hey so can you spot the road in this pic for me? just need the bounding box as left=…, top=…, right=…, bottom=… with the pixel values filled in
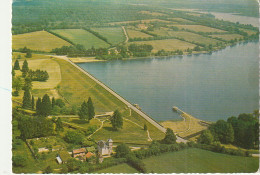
left=52, top=55, right=187, bottom=143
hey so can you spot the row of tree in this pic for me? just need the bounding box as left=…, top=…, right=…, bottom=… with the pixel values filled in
left=198, top=111, right=259, bottom=149
left=78, top=97, right=95, bottom=121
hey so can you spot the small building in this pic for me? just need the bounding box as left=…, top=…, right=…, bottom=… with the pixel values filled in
left=56, top=150, right=71, bottom=164
left=86, top=152, right=95, bottom=161
left=73, top=148, right=86, bottom=161
left=97, top=139, right=113, bottom=156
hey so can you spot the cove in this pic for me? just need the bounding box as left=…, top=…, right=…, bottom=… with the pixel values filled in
left=77, top=41, right=258, bottom=122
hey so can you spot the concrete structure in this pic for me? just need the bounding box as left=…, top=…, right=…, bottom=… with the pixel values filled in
left=97, top=139, right=113, bottom=156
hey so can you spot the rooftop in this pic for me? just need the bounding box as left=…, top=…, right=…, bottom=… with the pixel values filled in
left=73, top=148, right=86, bottom=154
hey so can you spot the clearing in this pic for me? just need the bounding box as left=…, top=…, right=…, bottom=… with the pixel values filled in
left=129, top=39, right=196, bottom=52
left=12, top=31, right=71, bottom=52
left=171, top=25, right=226, bottom=33
left=143, top=148, right=259, bottom=173
left=126, top=29, right=153, bottom=39
left=51, top=29, right=110, bottom=49
left=91, top=27, right=125, bottom=45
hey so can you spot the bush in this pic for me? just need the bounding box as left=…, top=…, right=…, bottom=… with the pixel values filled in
left=64, top=131, right=84, bottom=144
left=12, top=155, right=27, bottom=167
left=126, top=153, right=146, bottom=173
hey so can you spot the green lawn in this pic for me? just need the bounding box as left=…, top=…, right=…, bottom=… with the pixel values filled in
left=143, top=148, right=259, bottom=173
left=51, top=29, right=110, bottom=49
left=94, top=163, right=138, bottom=173
left=91, top=27, right=125, bottom=45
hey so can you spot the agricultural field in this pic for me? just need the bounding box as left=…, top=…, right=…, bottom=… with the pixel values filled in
left=109, top=19, right=172, bottom=25
left=126, top=29, right=153, bottom=39
left=169, top=17, right=193, bottom=23
left=210, top=34, right=243, bottom=41
left=138, top=11, right=167, bottom=16
left=91, top=27, right=125, bottom=45
left=94, top=163, right=139, bottom=173
left=171, top=25, right=227, bottom=33
left=129, top=39, right=196, bottom=53
left=12, top=31, right=71, bottom=52
left=239, top=28, right=258, bottom=35
left=167, top=31, right=221, bottom=45
left=51, top=29, right=110, bottom=49
left=143, top=148, right=259, bottom=173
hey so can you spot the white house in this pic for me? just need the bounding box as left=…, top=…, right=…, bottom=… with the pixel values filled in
left=97, top=139, right=113, bottom=156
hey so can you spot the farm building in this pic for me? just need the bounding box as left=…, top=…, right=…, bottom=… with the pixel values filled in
left=73, top=148, right=87, bottom=161
left=56, top=150, right=71, bottom=164
left=97, top=139, right=113, bottom=156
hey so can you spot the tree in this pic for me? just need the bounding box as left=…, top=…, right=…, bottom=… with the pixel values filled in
left=198, top=130, right=214, bottom=145
left=110, top=109, right=123, bottom=130
left=55, top=117, right=64, bottom=132
left=51, top=97, right=55, bottom=108
left=115, top=143, right=130, bottom=158
left=87, top=97, right=95, bottom=120
left=144, top=124, right=147, bottom=131
left=23, top=77, right=32, bottom=91
left=31, top=95, right=35, bottom=110
left=12, top=76, right=22, bottom=96
left=14, top=60, right=20, bottom=70
left=41, top=94, right=52, bottom=117
left=44, top=165, right=52, bottom=174
left=209, top=120, right=234, bottom=144
left=161, top=128, right=176, bottom=144
left=55, top=99, right=65, bottom=108
left=78, top=101, right=88, bottom=120
left=21, top=59, right=29, bottom=77
left=64, top=131, right=84, bottom=144
left=36, top=97, right=42, bottom=115
left=22, top=89, right=31, bottom=109
left=25, top=49, right=32, bottom=58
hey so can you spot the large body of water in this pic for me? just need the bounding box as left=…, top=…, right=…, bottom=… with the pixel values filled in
left=78, top=41, right=259, bottom=122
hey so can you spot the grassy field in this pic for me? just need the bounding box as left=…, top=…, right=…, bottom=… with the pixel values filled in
left=129, top=39, right=196, bottom=52
left=210, top=34, right=243, bottom=41
left=12, top=31, right=71, bottom=52
left=94, top=163, right=138, bottom=173
left=51, top=29, right=110, bottom=49
left=172, top=25, right=226, bottom=33
left=138, top=11, right=167, bottom=16
left=109, top=19, right=171, bottom=25
left=169, top=17, right=193, bottom=23
left=240, top=28, right=257, bottom=35
left=143, top=148, right=259, bottom=173
left=127, top=29, right=153, bottom=39
left=151, top=29, right=221, bottom=45
left=91, top=27, right=125, bottom=45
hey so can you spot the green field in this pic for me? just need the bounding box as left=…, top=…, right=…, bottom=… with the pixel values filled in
left=129, top=39, right=196, bottom=52
left=91, top=27, right=125, bottom=45
left=210, top=34, right=243, bottom=41
left=12, top=31, right=71, bottom=52
left=172, top=25, right=226, bottom=33
left=51, top=29, right=110, bottom=49
left=127, top=29, right=153, bottom=39
left=143, top=148, right=259, bottom=173
left=94, top=163, right=138, bottom=173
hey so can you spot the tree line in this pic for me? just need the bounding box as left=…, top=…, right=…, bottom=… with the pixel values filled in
left=198, top=111, right=259, bottom=149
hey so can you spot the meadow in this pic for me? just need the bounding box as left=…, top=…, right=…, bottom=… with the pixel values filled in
left=126, top=29, right=153, bottom=39
left=91, top=27, right=125, bottom=45
left=12, top=31, right=71, bottom=52
left=51, top=29, right=110, bottom=49
left=210, top=34, right=243, bottom=41
left=172, top=25, right=227, bottom=33
left=129, top=39, right=196, bottom=52
left=143, top=148, right=259, bottom=173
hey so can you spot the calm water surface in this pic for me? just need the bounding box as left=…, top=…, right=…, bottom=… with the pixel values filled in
left=78, top=41, right=258, bottom=122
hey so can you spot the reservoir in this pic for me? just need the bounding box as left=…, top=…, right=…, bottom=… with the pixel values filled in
left=77, top=41, right=258, bottom=122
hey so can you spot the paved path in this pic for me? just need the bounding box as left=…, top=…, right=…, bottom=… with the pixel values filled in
left=87, top=118, right=107, bottom=138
